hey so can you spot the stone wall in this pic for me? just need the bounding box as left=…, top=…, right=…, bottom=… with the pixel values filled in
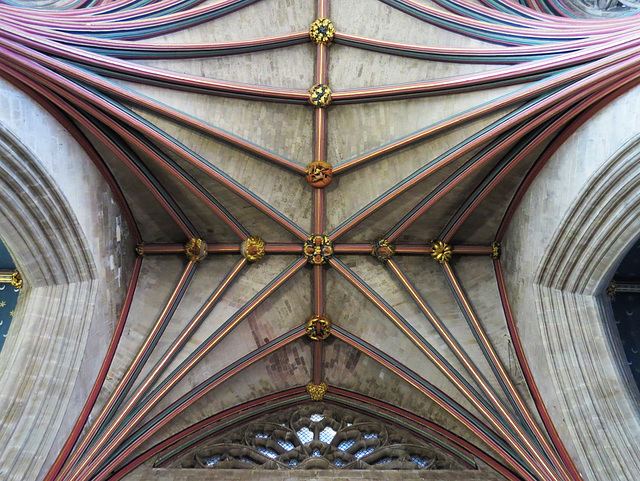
left=0, top=78, right=135, bottom=481
left=502, top=88, right=640, bottom=480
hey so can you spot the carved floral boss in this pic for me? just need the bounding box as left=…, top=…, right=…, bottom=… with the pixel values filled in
left=306, top=315, right=331, bottom=341
left=305, top=160, right=333, bottom=188
left=304, top=235, right=333, bottom=265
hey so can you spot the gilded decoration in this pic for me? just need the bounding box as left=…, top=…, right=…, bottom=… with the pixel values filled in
left=306, top=315, right=331, bottom=340
left=304, top=235, right=333, bottom=265
left=242, top=236, right=266, bottom=262
left=0, top=269, right=22, bottom=289
left=185, top=238, right=208, bottom=262
left=371, top=238, right=395, bottom=263
left=306, top=381, right=328, bottom=401
left=309, top=83, right=332, bottom=108
left=431, top=240, right=452, bottom=264
left=135, top=242, right=145, bottom=257
left=11, top=270, right=22, bottom=290
left=309, top=18, right=335, bottom=45
left=305, top=160, right=333, bottom=188
left=491, top=241, right=501, bottom=260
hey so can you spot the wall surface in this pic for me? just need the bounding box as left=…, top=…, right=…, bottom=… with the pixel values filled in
left=0, top=78, right=135, bottom=481
left=502, top=88, right=640, bottom=480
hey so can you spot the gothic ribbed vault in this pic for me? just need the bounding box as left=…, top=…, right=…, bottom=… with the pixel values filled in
left=0, top=1, right=639, bottom=480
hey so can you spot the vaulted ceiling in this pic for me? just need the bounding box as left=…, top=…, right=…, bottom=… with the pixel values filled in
left=1, top=0, right=639, bottom=480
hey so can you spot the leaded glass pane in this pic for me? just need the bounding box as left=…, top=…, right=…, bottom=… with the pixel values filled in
left=183, top=404, right=466, bottom=471
left=297, top=427, right=313, bottom=444
left=337, top=439, right=355, bottom=451
left=278, top=439, right=295, bottom=451
left=319, top=426, right=336, bottom=443
left=355, top=447, right=375, bottom=459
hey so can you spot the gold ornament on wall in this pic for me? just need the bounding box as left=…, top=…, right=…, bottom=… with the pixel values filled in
left=371, top=238, right=395, bottom=263
left=241, top=236, right=266, bottom=263
left=304, top=235, right=333, bottom=265
left=0, top=269, right=22, bottom=289
left=11, top=270, right=22, bottom=289
left=306, top=315, right=331, bottom=341
left=309, top=18, right=335, bottom=45
left=135, top=242, right=145, bottom=257
left=431, top=240, right=453, bottom=264
left=184, top=238, right=208, bottom=262
left=305, top=160, right=333, bottom=188
left=309, top=83, right=332, bottom=108
left=306, top=381, right=328, bottom=401
left=491, top=241, right=501, bottom=260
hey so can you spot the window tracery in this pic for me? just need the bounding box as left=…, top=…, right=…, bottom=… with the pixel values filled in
left=177, top=404, right=466, bottom=470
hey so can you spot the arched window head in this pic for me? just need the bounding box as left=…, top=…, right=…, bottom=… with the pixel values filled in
left=173, top=404, right=469, bottom=470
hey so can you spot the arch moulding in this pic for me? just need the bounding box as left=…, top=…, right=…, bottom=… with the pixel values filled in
left=0, top=78, right=134, bottom=481
left=503, top=123, right=640, bottom=480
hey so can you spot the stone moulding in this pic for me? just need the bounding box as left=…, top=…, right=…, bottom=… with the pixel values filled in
left=505, top=133, right=640, bottom=481
left=0, top=103, right=131, bottom=481
left=175, top=403, right=466, bottom=471
left=0, top=125, right=96, bottom=481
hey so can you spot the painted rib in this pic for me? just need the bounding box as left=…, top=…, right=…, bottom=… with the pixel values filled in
left=79, top=257, right=249, bottom=469
left=91, top=326, right=308, bottom=481
left=494, top=260, right=582, bottom=481
left=387, top=258, right=520, bottom=420
left=0, top=39, right=306, bottom=240
left=0, top=63, right=145, bottom=242
left=63, top=258, right=306, bottom=481
left=332, top=325, right=538, bottom=481
left=1, top=0, right=261, bottom=40
left=328, top=257, right=556, bottom=480
left=330, top=49, right=640, bottom=241
left=0, top=48, right=255, bottom=240
left=0, top=23, right=307, bottom=172
left=58, top=261, right=198, bottom=481
left=443, top=64, right=640, bottom=243
left=43, top=257, right=142, bottom=481
left=442, top=262, right=572, bottom=481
